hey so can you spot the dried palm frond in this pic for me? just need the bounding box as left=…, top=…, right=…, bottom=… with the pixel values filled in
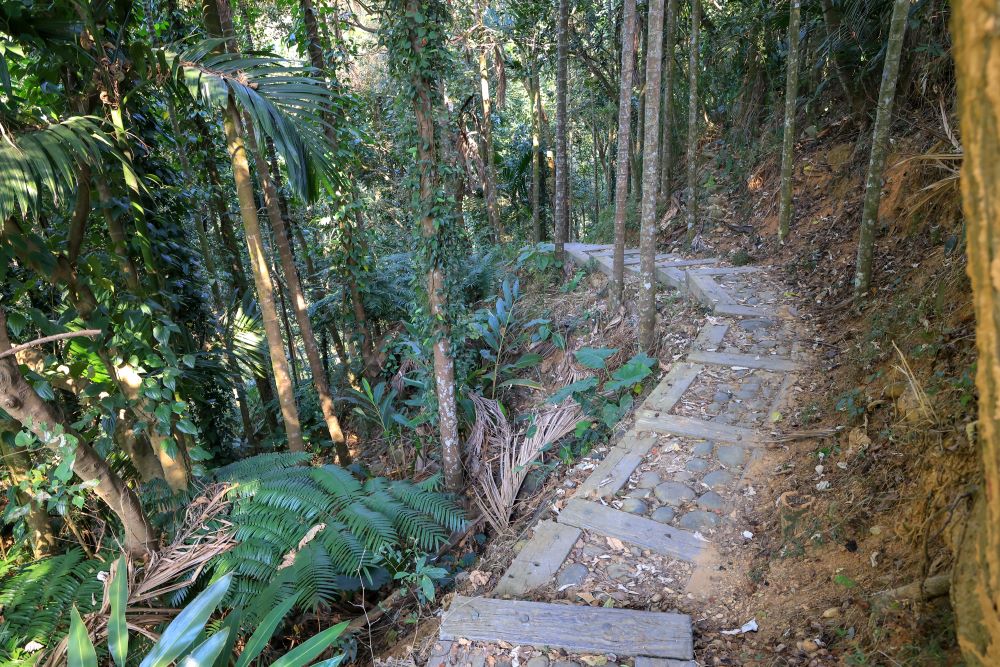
left=467, top=394, right=581, bottom=533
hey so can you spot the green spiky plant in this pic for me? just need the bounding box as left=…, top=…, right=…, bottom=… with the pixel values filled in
left=65, top=557, right=346, bottom=667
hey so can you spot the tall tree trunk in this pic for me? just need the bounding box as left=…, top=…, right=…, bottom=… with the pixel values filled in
left=299, top=0, right=379, bottom=380
left=0, top=311, right=156, bottom=556
left=246, top=124, right=352, bottom=464
left=405, top=0, right=462, bottom=492
left=638, top=0, right=665, bottom=352
left=206, top=0, right=305, bottom=452
left=94, top=176, right=141, bottom=293
left=950, top=1, right=1000, bottom=662
left=529, top=70, right=543, bottom=243
left=632, top=16, right=646, bottom=201
left=776, top=0, right=802, bottom=243
left=478, top=47, right=503, bottom=241
left=554, top=0, right=570, bottom=265
left=610, top=0, right=638, bottom=312
left=658, top=0, right=679, bottom=199
left=683, top=0, right=701, bottom=245
left=852, top=0, right=910, bottom=301
left=592, top=112, right=600, bottom=227
left=818, top=0, right=863, bottom=119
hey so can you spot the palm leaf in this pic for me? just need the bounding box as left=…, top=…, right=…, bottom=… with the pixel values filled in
left=0, top=117, right=125, bottom=221
left=163, top=41, right=337, bottom=201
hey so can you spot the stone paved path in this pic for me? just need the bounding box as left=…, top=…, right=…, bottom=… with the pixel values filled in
left=428, top=244, right=803, bottom=667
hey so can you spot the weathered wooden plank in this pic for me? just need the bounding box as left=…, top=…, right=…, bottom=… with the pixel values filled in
left=655, top=257, right=719, bottom=268
left=494, top=521, right=582, bottom=597
left=635, top=657, right=698, bottom=667
left=687, top=350, right=801, bottom=372
left=635, top=412, right=761, bottom=445
left=692, top=323, right=730, bottom=350
left=576, top=431, right=658, bottom=500
left=645, top=363, right=703, bottom=413
left=685, top=272, right=735, bottom=309
left=441, top=596, right=693, bottom=659
left=557, top=499, right=705, bottom=562
left=688, top=265, right=762, bottom=276
left=713, top=302, right=776, bottom=318
left=623, top=253, right=681, bottom=266
left=655, top=265, right=687, bottom=289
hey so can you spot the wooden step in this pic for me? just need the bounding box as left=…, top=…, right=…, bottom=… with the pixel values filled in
left=441, top=596, right=693, bottom=660
left=635, top=657, right=698, bottom=667
left=494, top=521, right=581, bottom=597
left=576, top=431, right=657, bottom=500
left=557, top=498, right=705, bottom=562
left=685, top=272, right=735, bottom=309
left=687, top=350, right=801, bottom=372
left=635, top=412, right=761, bottom=445
left=714, top=302, right=776, bottom=318
left=644, top=362, right=703, bottom=412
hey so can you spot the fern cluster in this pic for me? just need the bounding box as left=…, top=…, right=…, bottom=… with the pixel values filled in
left=0, top=454, right=464, bottom=661
left=0, top=549, right=107, bottom=663
left=212, top=455, right=464, bottom=610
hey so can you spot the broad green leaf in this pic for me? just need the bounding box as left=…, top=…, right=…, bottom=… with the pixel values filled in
left=68, top=606, right=97, bottom=667
left=421, top=575, right=435, bottom=601
left=269, top=621, right=348, bottom=667
left=109, top=556, right=129, bottom=667
left=574, top=347, right=618, bottom=370
left=235, top=596, right=297, bottom=667
left=546, top=377, right=598, bottom=404
left=179, top=630, right=229, bottom=667
left=497, top=378, right=543, bottom=390
left=139, top=573, right=232, bottom=667
left=176, top=418, right=199, bottom=435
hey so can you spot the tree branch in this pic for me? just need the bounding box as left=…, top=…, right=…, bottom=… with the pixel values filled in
left=0, top=330, right=102, bottom=359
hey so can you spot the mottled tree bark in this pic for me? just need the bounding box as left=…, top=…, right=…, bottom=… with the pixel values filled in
left=852, top=0, right=910, bottom=300
left=658, top=0, right=679, bottom=199
left=776, top=0, right=802, bottom=243
left=637, top=0, right=665, bottom=352
left=478, top=47, right=503, bottom=241
left=529, top=70, right=543, bottom=243
left=405, top=0, right=462, bottom=492
left=951, top=1, right=1000, bottom=662
left=684, top=0, right=701, bottom=245
left=610, top=0, right=638, bottom=312
left=554, top=0, right=570, bottom=265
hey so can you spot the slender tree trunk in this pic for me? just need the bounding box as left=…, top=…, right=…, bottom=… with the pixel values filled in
left=529, top=70, right=543, bottom=243
left=684, top=0, right=701, bottom=245
left=554, top=0, right=570, bottom=265
left=592, top=113, right=600, bottom=227
left=658, top=0, right=679, bottom=199
left=610, top=0, right=638, bottom=312
left=219, top=101, right=306, bottom=451
left=298, top=0, right=379, bottom=380
left=852, top=0, right=910, bottom=301
left=776, top=0, right=802, bottom=243
left=206, top=0, right=305, bottom=451
left=405, top=0, right=462, bottom=492
left=950, top=2, right=1000, bottom=662
left=94, top=176, right=141, bottom=293
left=478, top=48, right=503, bottom=241
left=246, top=125, right=352, bottom=464
left=633, top=17, right=647, bottom=200
left=638, top=0, right=665, bottom=351
left=818, top=0, right=863, bottom=119
left=0, top=311, right=156, bottom=555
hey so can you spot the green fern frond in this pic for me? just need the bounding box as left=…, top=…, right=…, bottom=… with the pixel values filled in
left=213, top=451, right=311, bottom=482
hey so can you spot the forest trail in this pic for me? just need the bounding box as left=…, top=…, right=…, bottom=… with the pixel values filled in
left=427, top=245, right=805, bottom=667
